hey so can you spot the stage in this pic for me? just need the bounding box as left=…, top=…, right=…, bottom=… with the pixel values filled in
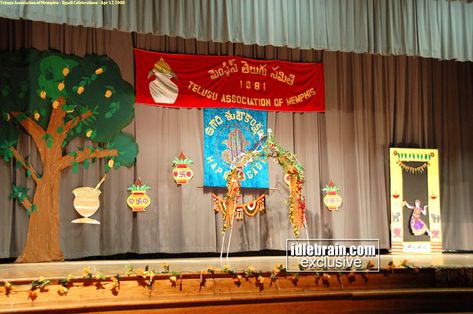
left=1, top=254, right=473, bottom=313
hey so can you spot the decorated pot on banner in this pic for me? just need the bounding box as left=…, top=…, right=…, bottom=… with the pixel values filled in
left=127, top=178, right=151, bottom=212
left=172, top=152, right=194, bottom=185
left=322, top=180, right=342, bottom=211
left=71, top=175, right=107, bottom=224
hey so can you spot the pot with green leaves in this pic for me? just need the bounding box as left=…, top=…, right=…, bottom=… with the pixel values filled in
left=322, top=180, right=342, bottom=211
left=172, top=152, right=194, bottom=185
left=127, top=178, right=151, bottom=212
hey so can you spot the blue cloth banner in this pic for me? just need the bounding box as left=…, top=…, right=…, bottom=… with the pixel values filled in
left=203, top=108, right=268, bottom=188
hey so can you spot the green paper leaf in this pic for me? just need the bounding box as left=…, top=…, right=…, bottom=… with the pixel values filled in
left=9, top=184, right=29, bottom=203
left=16, top=113, right=27, bottom=122
left=27, top=203, right=38, bottom=216
left=42, top=134, right=53, bottom=148
left=71, top=161, right=79, bottom=173
left=107, top=133, right=138, bottom=168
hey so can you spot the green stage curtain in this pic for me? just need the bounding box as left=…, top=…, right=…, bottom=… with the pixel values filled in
left=0, top=0, right=472, bottom=61
left=0, top=18, right=472, bottom=259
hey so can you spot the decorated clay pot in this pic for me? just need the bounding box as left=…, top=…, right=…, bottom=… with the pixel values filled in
left=322, top=180, right=342, bottom=211
left=127, top=191, right=151, bottom=212
left=72, top=187, right=101, bottom=224
left=172, top=164, right=194, bottom=184
left=323, top=191, right=342, bottom=211
left=127, top=178, right=152, bottom=212
left=71, top=175, right=106, bottom=224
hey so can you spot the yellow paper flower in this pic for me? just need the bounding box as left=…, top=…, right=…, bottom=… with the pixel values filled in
left=104, top=90, right=113, bottom=98
left=82, top=267, right=91, bottom=278
left=257, top=275, right=264, bottom=284
left=40, top=90, right=47, bottom=99
left=161, top=263, right=170, bottom=272
left=86, top=130, right=93, bottom=138
left=63, top=67, right=70, bottom=77
left=58, top=285, right=68, bottom=295
left=34, top=112, right=40, bottom=121
left=111, top=276, right=120, bottom=289
left=52, top=100, right=60, bottom=109
left=95, top=68, right=104, bottom=75
left=273, top=264, right=282, bottom=274
left=108, top=159, right=115, bottom=168
left=77, top=86, right=85, bottom=94
left=58, top=81, right=65, bottom=91
left=367, top=260, right=375, bottom=269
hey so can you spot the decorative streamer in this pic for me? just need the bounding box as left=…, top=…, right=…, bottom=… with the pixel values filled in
left=212, top=194, right=265, bottom=220
left=396, top=160, right=430, bottom=174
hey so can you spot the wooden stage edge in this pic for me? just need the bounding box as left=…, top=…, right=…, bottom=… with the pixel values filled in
left=1, top=254, right=473, bottom=313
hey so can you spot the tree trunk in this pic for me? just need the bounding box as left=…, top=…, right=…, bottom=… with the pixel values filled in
left=16, top=167, right=64, bottom=263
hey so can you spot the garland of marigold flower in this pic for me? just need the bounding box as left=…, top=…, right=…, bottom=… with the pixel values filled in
left=221, top=132, right=306, bottom=238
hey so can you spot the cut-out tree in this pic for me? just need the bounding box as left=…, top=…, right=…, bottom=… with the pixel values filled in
left=0, top=49, right=138, bottom=263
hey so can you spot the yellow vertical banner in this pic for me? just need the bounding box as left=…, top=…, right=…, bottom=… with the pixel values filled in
left=389, top=148, right=442, bottom=254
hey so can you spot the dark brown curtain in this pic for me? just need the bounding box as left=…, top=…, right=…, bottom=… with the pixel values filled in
left=1, top=18, right=472, bottom=259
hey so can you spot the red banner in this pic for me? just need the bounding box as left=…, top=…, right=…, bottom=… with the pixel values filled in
left=134, top=49, right=325, bottom=112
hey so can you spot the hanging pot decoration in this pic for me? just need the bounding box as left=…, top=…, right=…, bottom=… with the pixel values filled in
left=71, top=175, right=107, bottom=224
left=322, top=180, right=342, bottom=211
left=127, top=178, right=152, bottom=212
left=172, top=153, right=194, bottom=185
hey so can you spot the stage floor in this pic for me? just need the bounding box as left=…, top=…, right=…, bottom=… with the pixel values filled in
left=1, top=253, right=473, bottom=313
left=1, top=253, right=472, bottom=281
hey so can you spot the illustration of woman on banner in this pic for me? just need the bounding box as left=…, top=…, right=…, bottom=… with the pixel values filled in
left=403, top=200, right=431, bottom=236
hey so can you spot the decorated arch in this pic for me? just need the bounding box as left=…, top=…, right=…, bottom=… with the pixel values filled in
left=213, top=130, right=307, bottom=247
